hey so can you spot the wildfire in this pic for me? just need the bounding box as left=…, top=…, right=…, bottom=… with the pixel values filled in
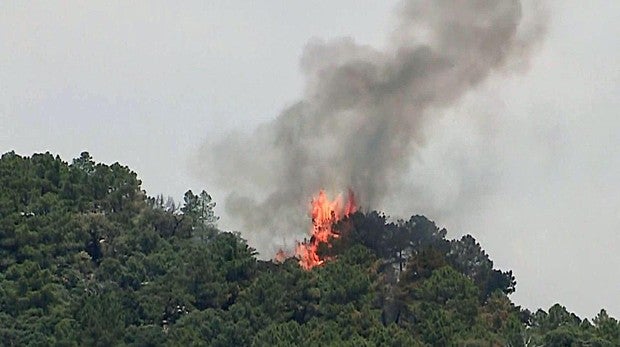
left=294, top=189, right=357, bottom=270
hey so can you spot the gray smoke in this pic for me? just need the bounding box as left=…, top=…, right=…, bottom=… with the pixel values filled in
left=195, top=0, right=546, bottom=255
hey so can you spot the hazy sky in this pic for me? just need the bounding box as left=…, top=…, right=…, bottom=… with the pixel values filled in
left=1, top=1, right=618, bottom=319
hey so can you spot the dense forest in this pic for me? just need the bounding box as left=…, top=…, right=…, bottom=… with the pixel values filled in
left=0, top=151, right=617, bottom=346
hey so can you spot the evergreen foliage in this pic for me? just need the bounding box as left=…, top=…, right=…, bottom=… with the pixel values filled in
left=0, top=152, right=617, bottom=346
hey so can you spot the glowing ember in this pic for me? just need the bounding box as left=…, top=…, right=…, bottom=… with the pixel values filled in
left=274, top=249, right=287, bottom=263
left=295, top=189, right=357, bottom=270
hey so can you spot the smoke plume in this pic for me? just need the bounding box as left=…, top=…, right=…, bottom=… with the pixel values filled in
left=195, top=0, right=546, bottom=255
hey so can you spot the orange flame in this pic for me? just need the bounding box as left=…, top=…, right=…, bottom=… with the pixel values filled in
left=274, top=249, right=287, bottom=263
left=295, top=189, right=357, bottom=270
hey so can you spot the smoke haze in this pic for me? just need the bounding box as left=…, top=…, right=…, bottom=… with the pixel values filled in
left=195, top=0, right=547, bottom=254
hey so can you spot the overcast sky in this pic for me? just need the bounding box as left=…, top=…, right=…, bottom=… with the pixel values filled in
left=1, top=1, right=618, bottom=319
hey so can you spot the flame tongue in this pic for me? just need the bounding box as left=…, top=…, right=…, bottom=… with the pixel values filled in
left=296, top=190, right=357, bottom=270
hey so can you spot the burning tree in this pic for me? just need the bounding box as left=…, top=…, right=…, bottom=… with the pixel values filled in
left=293, top=190, right=357, bottom=270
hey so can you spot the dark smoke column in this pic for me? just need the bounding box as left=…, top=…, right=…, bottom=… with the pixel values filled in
left=195, top=0, right=546, bottom=255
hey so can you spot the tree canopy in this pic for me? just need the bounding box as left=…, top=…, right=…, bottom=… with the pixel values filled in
left=0, top=151, right=617, bottom=346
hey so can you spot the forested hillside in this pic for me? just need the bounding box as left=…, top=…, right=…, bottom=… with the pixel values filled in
left=0, top=152, right=617, bottom=346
